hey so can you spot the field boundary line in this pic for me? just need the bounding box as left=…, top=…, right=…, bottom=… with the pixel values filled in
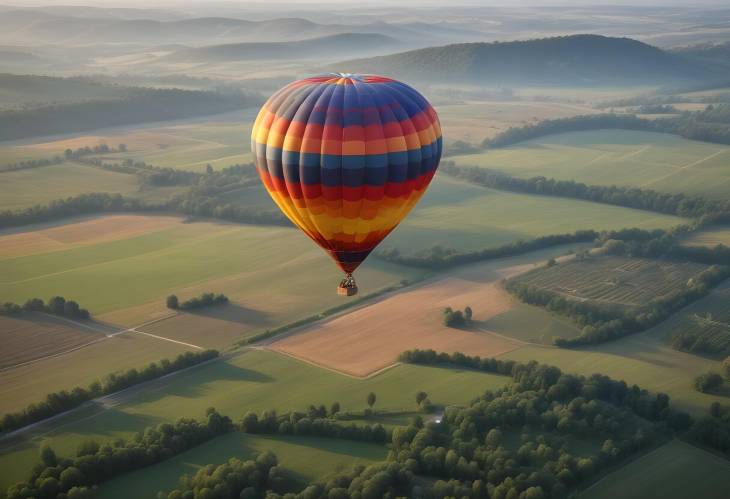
left=107, top=312, right=179, bottom=337
left=260, top=346, right=401, bottom=380
left=616, top=144, right=651, bottom=161
left=128, top=329, right=203, bottom=350
left=641, top=149, right=727, bottom=187
left=0, top=312, right=188, bottom=372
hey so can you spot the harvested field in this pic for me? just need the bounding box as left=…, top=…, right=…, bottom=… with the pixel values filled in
left=0, top=313, right=105, bottom=369
left=0, top=214, right=182, bottom=258
left=509, top=256, right=709, bottom=307
left=137, top=306, right=258, bottom=350
left=269, top=247, right=582, bottom=377
left=0, top=330, right=195, bottom=414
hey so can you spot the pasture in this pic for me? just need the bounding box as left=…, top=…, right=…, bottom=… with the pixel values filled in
left=98, top=434, right=387, bottom=498
left=450, top=129, right=730, bottom=200
left=435, top=99, right=598, bottom=144
left=682, top=225, right=730, bottom=247
left=0, top=216, right=424, bottom=325
left=0, top=349, right=509, bottom=488
left=0, top=162, right=141, bottom=211
left=384, top=175, right=686, bottom=253
left=270, top=245, right=587, bottom=376
left=579, top=439, right=730, bottom=499
left=508, top=256, right=709, bottom=307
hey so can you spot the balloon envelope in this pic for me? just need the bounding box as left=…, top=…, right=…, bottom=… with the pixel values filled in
left=251, top=73, right=442, bottom=274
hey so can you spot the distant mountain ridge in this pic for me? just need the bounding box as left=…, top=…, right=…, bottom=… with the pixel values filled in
left=0, top=10, right=479, bottom=47
left=167, top=33, right=403, bottom=62
left=332, top=35, right=728, bottom=85
left=672, top=42, right=730, bottom=70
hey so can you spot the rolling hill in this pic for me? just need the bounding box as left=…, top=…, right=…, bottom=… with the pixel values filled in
left=332, top=34, right=728, bottom=85
left=167, top=33, right=403, bottom=63
left=0, top=10, right=479, bottom=47
left=672, top=42, right=730, bottom=70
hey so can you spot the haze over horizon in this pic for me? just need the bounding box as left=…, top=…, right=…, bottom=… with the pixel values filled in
left=1, top=2, right=730, bottom=499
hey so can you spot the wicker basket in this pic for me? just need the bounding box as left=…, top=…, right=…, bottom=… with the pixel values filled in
left=337, top=285, right=358, bottom=296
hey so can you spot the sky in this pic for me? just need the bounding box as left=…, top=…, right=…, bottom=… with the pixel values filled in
left=3, top=0, right=729, bottom=6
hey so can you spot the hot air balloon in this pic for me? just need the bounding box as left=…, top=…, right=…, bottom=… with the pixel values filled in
left=251, top=73, right=442, bottom=296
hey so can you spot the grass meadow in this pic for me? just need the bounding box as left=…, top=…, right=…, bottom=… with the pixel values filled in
left=98, top=434, right=388, bottom=498
left=0, top=349, right=509, bottom=488
left=0, top=162, right=140, bottom=211
left=384, top=175, right=686, bottom=253
left=450, top=129, right=730, bottom=200
left=579, top=439, right=730, bottom=499
left=682, top=225, right=730, bottom=247
left=0, top=218, right=426, bottom=324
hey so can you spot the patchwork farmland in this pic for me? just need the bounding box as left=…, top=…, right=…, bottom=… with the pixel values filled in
left=508, top=256, right=710, bottom=307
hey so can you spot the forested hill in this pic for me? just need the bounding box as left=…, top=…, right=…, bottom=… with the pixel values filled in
left=333, top=35, right=728, bottom=85
left=167, top=33, right=403, bottom=63
left=0, top=86, right=261, bottom=142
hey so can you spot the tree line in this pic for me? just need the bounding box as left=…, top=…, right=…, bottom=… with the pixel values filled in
left=0, top=191, right=288, bottom=230
left=1, top=296, right=90, bottom=320
left=4, top=407, right=234, bottom=499
left=377, top=230, right=598, bottom=270
left=0, top=88, right=260, bottom=142
left=5, top=404, right=392, bottom=499
left=0, top=350, right=218, bottom=434
left=481, top=113, right=730, bottom=148
left=439, top=162, right=730, bottom=223
left=166, top=292, right=229, bottom=311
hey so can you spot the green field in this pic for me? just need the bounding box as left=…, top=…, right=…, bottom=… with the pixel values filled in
left=99, top=433, right=387, bottom=498
left=0, top=349, right=509, bottom=488
left=579, top=439, right=730, bottom=499
left=0, top=219, right=425, bottom=323
left=482, top=299, right=584, bottom=344
left=14, top=111, right=255, bottom=172
left=450, top=129, right=730, bottom=200
left=0, top=162, right=142, bottom=211
left=384, top=175, right=686, bottom=253
left=509, top=256, right=709, bottom=308
left=682, top=225, right=730, bottom=247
